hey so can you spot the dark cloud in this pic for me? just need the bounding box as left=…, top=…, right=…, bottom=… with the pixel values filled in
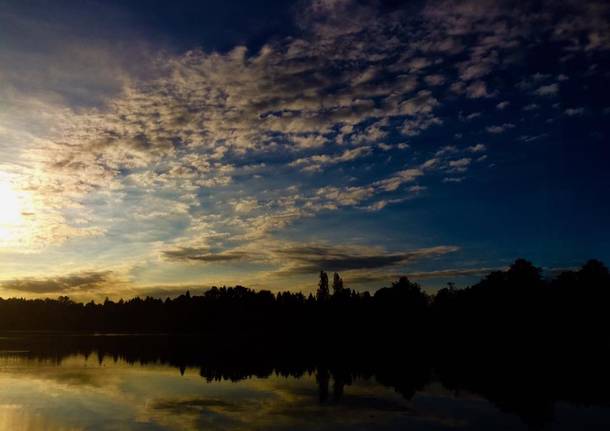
left=162, top=247, right=256, bottom=263
left=158, top=242, right=459, bottom=280
left=1, top=271, right=114, bottom=294
left=274, top=244, right=459, bottom=274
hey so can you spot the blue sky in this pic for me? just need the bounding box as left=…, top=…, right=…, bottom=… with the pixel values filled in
left=0, top=0, right=608, bottom=299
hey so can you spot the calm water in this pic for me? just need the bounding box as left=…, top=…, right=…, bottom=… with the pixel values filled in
left=0, top=334, right=609, bottom=430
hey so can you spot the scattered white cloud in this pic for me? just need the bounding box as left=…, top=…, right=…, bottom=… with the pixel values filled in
left=534, top=83, right=559, bottom=96
left=565, top=107, right=584, bottom=116
left=486, top=123, right=515, bottom=134
left=448, top=158, right=471, bottom=173
left=465, top=80, right=491, bottom=98
left=467, top=144, right=486, bottom=153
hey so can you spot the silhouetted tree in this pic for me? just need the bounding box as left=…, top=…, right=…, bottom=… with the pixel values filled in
left=316, top=271, right=330, bottom=301
left=507, top=258, right=543, bottom=288
left=579, top=259, right=610, bottom=288
left=375, top=276, right=428, bottom=309
left=332, top=272, right=344, bottom=295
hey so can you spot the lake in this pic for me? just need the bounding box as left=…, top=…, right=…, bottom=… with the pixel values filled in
left=0, top=333, right=609, bottom=430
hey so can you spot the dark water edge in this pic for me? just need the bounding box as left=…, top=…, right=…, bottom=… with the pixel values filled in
left=1, top=332, right=610, bottom=430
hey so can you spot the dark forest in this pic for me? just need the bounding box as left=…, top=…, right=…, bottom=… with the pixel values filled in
left=1, top=258, right=608, bottom=341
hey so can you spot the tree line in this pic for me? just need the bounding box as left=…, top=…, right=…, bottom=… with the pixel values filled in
left=0, top=258, right=608, bottom=341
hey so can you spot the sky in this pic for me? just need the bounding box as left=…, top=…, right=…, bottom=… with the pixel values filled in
left=0, top=0, right=608, bottom=300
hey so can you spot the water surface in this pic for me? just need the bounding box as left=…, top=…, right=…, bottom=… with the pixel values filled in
left=0, top=333, right=608, bottom=430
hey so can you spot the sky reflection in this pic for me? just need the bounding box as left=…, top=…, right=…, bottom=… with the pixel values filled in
left=0, top=353, right=478, bottom=430
left=0, top=352, right=608, bottom=430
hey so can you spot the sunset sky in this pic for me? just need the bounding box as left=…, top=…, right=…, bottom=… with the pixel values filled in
left=0, top=0, right=608, bottom=299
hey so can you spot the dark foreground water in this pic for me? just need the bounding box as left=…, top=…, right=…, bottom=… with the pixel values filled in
left=0, top=333, right=609, bottom=430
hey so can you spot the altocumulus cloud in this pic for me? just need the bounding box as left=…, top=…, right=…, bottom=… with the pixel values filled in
left=0, top=0, right=607, bottom=292
left=12, top=0, right=607, bottom=250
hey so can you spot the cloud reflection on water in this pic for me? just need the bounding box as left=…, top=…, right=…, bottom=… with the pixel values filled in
left=0, top=353, right=496, bottom=431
